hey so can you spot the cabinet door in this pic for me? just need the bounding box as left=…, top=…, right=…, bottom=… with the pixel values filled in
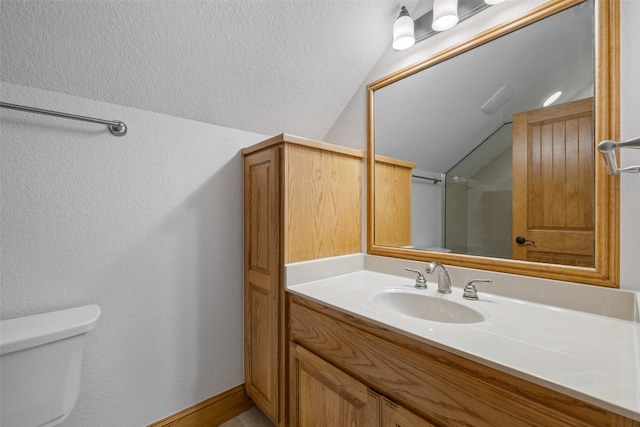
left=289, top=343, right=380, bottom=427
left=382, top=399, right=440, bottom=427
left=244, top=146, right=281, bottom=423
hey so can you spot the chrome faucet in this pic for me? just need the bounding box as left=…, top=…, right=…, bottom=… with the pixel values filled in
left=425, top=261, right=452, bottom=294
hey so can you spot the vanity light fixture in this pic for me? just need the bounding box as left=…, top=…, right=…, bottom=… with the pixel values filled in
left=484, top=0, right=505, bottom=5
left=393, top=6, right=415, bottom=51
left=392, top=1, right=495, bottom=51
left=543, top=90, right=562, bottom=107
left=432, top=0, right=459, bottom=32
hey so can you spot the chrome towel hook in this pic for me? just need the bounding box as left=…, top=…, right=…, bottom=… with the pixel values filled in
left=597, top=137, right=640, bottom=175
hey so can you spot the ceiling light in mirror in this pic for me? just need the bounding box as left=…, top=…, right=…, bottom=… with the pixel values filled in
left=543, top=90, right=563, bottom=107
left=432, top=0, right=459, bottom=31
left=393, top=6, right=415, bottom=51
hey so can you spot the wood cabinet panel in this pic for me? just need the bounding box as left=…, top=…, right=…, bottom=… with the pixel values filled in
left=284, top=144, right=362, bottom=263
left=289, top=343, right=380, bottom=427
left=247, top=285, right=275, bottom=404
left=382, top=399, right=440, bottom=427
left=289, top=295, right=638, bottom=427
left=374, top=155, right=415, bottom=247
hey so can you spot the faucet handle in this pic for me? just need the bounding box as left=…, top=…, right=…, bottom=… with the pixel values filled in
left=463, top=279, right=492, bottom=300
left=405, top=268, right=428, bottom=289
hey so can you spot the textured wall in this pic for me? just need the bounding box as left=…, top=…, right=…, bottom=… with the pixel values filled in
left=1, top=82, right=267, bottom=426
left=0, top=1, right=406, bottom=142
left=326, top=0, right=640, bottom=291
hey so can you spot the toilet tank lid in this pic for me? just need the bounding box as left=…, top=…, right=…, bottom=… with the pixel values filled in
left=1, top=305, right=101, bottom=355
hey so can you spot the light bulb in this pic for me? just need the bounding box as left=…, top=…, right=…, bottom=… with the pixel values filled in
left=432, top=0, right=459, bottom=32
left=393, top=6, right=415, bottom=50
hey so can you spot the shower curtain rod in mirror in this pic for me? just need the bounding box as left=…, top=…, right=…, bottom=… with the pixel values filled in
left=0, top=102, right=127, bottom=137
left=412, top=174, right=442, bottom=184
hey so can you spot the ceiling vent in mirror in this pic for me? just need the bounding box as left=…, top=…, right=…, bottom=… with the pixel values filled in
left=480, top=85, right=513, bottom=114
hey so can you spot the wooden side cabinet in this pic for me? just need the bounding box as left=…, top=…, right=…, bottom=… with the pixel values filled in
left=374, top=154, right=416, bottom=247
left=243, top=134, right=364, bottom=426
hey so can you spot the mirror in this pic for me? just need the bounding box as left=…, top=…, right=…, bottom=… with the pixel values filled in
left=367, top=0, right=619, bottom=287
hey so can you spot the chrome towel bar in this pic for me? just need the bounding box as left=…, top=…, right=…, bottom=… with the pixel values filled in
left=597, top=137, right=640, bottom=175
left=0, top=102, right=127, bottom=137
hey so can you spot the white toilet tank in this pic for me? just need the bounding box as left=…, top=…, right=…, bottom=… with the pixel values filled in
left=1, top=304, right=101, bottom=427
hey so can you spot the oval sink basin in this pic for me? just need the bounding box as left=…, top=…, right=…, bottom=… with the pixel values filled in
left=371, top=290, right=485, bottom=324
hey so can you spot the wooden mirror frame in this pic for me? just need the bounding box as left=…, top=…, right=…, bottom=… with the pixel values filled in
left=366, top=0, right=620, bottom=287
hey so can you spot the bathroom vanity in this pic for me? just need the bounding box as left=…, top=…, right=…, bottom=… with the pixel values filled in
left=286, top=255, right=640, bottom=427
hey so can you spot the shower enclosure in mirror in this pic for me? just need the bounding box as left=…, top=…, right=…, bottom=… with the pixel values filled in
left=367, top=0, right=619, bottom=287
left=444, top=122, right=514, bottom=260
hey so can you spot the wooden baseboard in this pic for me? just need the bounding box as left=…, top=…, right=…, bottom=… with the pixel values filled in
left=148, top=384, right=254, bottom=427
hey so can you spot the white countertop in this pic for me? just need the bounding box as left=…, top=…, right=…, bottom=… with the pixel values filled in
left=285, top=254, right=640, bottom=421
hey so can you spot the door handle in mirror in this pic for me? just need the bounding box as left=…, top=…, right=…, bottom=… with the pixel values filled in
left=515, top=236, right=535, bottom=245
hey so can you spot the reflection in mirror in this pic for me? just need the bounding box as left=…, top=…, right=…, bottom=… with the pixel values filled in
left=368, top=0, right=619, bottom=287
left=374, top=0, right=594, bottom=265
left=445, top=122, right=513, bottom=260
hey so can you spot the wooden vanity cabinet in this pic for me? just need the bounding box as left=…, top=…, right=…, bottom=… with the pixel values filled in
left=288, top=294, right=640, bottom=427
left=374, top=155, right=416, bottom=247
left=243, top=134, right=363, bottom=426
left=382, top=400, right=440, bottom=427
left=289, top=343, right=381, bottom=426
left=290, top=342, right=436, bottom=427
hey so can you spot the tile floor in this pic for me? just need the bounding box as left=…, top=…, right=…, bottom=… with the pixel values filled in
left=219, top=406, right=274, bottom=427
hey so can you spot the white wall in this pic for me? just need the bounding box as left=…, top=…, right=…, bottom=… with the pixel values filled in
left=0, top=82, right=268, bottom=426
left=410, top=170, right=443, bottom=250
left=619, top=0, right=640, bottom=292
left=326, top=0, right=640, bottom=292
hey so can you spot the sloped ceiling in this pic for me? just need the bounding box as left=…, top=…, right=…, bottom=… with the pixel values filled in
left=0, top=0, right=416, bottom=140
